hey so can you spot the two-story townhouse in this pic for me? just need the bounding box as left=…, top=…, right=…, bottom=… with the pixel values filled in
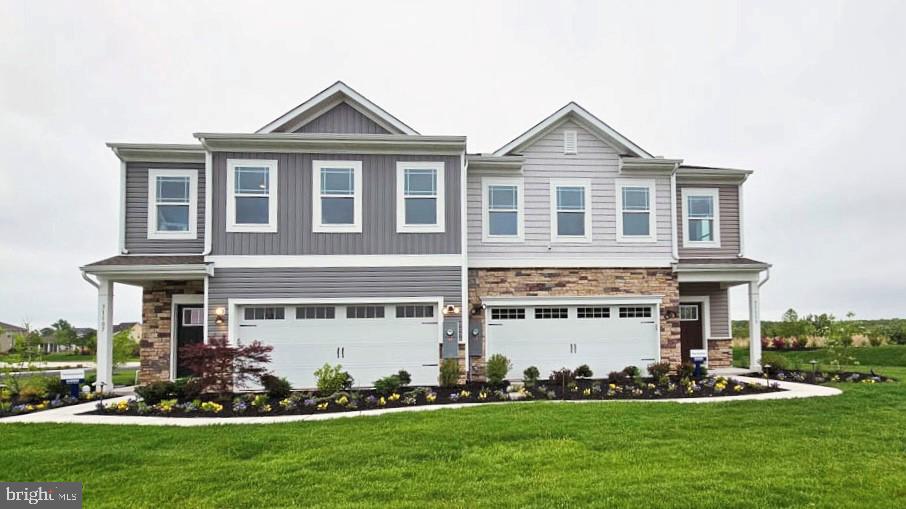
left=464, top=103, right=770, bottom=380
left=80, top=82, right=769, bottom=391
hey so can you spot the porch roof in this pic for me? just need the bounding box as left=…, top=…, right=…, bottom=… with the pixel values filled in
left=80, top=255, right=209, bottom=281
left=674, top=257, right=770, bottom=283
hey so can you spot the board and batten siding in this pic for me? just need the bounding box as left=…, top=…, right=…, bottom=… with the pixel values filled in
left=676, top=184, right=741, bottom=258
left=206, top=266, right=462, bottom=338
left=124, top=162, right=205, bottom=254
left=680, top=282, right=730, bottom=338
left=467, top=121, right=673, bottom=261
left=210, top=152, right=461, bottom=255
left=289, top=102, right=390, bottom=134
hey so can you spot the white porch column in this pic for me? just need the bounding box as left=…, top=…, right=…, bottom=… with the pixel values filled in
left=748, top=281, right=762, bottom=372
left=96, top=277, right=114, bottom=392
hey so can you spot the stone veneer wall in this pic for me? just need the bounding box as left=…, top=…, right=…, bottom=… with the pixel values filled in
left=707, top=339, right=733, bottom=369
left=140, top=280, right=204, bottom=384
left=468, top=268, right=680, bottom=379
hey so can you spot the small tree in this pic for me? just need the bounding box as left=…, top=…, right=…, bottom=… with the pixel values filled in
left=825, top=312, right=862, bottom=372
left=112, top=329, right=138, bottom=368
left=51, top=319, right=78, bottom=351
left=485, top=354, right=512, bottom=386
left=178, top=337, right=273, bottom=396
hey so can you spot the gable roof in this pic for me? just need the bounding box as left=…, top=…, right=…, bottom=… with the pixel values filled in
left=256, top=81, right=419, bottom=135
left=493, top=102, right=652, bottom=158
left=0, top=321, right=25, bottom=332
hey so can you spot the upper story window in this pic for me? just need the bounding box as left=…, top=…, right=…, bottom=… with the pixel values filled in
left=147, top=169, right=197, bottom=239
left=482, top=177, right=524, bottom=242
left=226, top=159, right=278, bottom=233
left=682, top=188, right=721, bottom=247
left=550, top=179, right=592, bottom=242
left=313, top=160, right=362, bottom=233
left=616, top=179, right=656, bottom=243
left=396, top=161, right=445, bottom=233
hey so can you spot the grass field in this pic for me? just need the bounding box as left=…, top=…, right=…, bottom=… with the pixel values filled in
left=2, top=365, right=905, bottom=507
left=733, top=344, right=906, bottom=369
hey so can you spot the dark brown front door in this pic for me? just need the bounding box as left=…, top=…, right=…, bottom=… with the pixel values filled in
left=175, top=305, right=204, bottom=378
left=679, top=303, right=703, bottom=363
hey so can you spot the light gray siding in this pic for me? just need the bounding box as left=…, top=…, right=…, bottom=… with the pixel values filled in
left=211, top=152, right=461, bottom=255
left=207, top=266, right=462, bottom=338
left=467, top=121, right=673, bottom=262
left=125, top=162, right=205, bottom=254
left=677, top=184, right=741, bottom=258
left=679, top=282, right=730, bottom=338
left=291, top=102, right=390, bottom=134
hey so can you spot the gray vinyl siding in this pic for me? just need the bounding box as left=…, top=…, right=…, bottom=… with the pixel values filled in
left=211, top=152, right=461, bottom=255
left=679, top=282, right=730, bottom=338
left=677, top=184, right=741, bottom=258
left=467, top=121, right=673, bottom=261
left=207, top=266, right=462, bottom=338
left=124, top=162, right=205, bottom=254
left=291, top=102, right=390, bottom=134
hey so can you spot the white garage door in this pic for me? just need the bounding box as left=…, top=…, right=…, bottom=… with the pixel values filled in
left=236, top=302, right=440, bottom=388
left=486, top=303, right=660, bottom=380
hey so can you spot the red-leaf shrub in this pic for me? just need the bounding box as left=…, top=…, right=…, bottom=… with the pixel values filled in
left=178, top=336, right=273, bottom=395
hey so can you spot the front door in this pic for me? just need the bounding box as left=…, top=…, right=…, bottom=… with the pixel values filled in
left=175, top=305, right=204, bottom=378
left=679, top=303, right=703, bottom=363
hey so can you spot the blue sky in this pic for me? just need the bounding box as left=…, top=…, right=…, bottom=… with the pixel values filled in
left=1, top=0, right=904, bottom=327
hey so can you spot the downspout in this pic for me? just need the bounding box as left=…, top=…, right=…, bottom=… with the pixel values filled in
left=113, top=149, right=128, bottom=254
left=81, top=270, right=99, bottom=289
left=460, top=148, right=470, bottom=381
left=759, top=267, right=770, bottom=288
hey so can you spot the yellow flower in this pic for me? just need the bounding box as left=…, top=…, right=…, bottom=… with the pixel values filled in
left=426, top=393, right=437, bottom=403
left=335, top=395, right=349, bottom=406
left=200, top=401, right=223, bottom=414
left=316, top=402, right=329, bottom=411
left=733, top=385, right=743, bottom=392
left=388, top=393, right=401, bottom=402
left=378, top=397, right=386, bottom=407
left=608, top=384, right=617, bottom=390
left=478, top=391, right=488, bottom=400
left=459, top=390, right=471, bottom=398
left=582, top=388, right=592, bottom=396
left=279, top=398, right=292, bottom=409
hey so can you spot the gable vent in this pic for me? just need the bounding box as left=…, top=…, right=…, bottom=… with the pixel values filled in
left=563, top=130, right=578, bottom=155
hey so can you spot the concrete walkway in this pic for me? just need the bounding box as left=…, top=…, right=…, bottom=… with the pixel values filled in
left=0, top=376, right=841, bottom=427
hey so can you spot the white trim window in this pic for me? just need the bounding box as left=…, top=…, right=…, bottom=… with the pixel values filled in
left=313, top=160, right=363, bottom=233
left=616, top=179, right=657, bottom=242
left=396, top=161, right=445, bottom=233
left=147, top=169, right=198, bottom=239
left=226, top=159, right=278, bottom=233
left=482, top=177, right=524, bottom=242
left=550, top=179, right=592, bottom=242
left=682, top=187, right=721, bottom=247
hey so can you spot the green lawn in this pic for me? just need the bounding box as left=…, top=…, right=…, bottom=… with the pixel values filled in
left=734, top=344, right=906, bottom=369
left=2, top=368, right=906, bottom=508
left=0, top=353, right=139, bottom=363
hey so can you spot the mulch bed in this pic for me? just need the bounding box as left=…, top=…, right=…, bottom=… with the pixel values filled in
left=0, top=392, right=118, bottom=419
left=86, top=376, right=783, bottom=419
left=760, top=370, right=895, bottom=385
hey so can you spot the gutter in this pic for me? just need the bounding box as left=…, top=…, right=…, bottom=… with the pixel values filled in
left=670, top=162, right=679, bottom=261
left=81, top=271, right=99, bottom=289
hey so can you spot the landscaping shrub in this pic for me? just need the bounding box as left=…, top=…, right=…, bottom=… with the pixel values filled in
left=485, top=354, right=512, bottom=386
left=676, top=362, right=695, bottom=380
left=135, top=381, right=181, bottom=405
left=314, top=364, right=352, bottom=395
left=760, top=352, right=790, bottom=374
left=621, top=365, right=640, bottom=378
left=646, top=361, right=671, bottom=380
left=373, top=374, right=404, bottom=395
left=549, top=368, right=575, bottom=386
left=523, top=366, right=540, bottom=386
left=439, top=359, right=461, bottom=387
left=607, top=371, right=626, bottom=383
left=574, top=364, right=593, bottom=378
left=42, top=378, right=70, bottom=399
left=259, top=374, right=292, bottom=399
left=179, top=336, right=273, bottom=395
left=396, top=370, right=412, bottom=386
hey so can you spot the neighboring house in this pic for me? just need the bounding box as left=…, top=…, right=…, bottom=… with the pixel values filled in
left=0, top=321, right=26, bottom=353
left=80, top=81, right=770, bottom=389
left=114, top=322, right=142, bottom=341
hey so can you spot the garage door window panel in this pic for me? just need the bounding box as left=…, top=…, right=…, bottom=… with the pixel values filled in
left=244, top=306, right=285, bottom=320
left=491, top=308, right=525, bottom=320
left=346, top=305, right=386, bottom=319
left=296, top=306, right=335, bottom=320
left=619, top=307, right=652, bottom=318
left=395, top=305, right=434, bottom=318
left=577, top=307, right=610, bottom=318
left=534, top=307, right=568, bottom=319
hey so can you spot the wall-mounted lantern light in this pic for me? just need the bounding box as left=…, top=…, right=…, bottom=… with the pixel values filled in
left=442, top=304, right=460, bottom=316
left=214, top=307, right=226, bottom=325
